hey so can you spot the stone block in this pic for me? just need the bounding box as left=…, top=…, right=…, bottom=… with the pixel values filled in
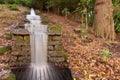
left=11, top=52, right=19, bottom=56
left=48, top=41, right=62, bottom=46
left=48, top=36, right=53, bottom=41
left=48, top=32, right=61, bottom=36
left=48, top=51, right=63, bottom=57
left=48, top=46, right=54, bottom=51
left=55, top=45, right=62, bottom=51
left=23, top=36, right=30, bottom=44
left=52, top=36, right=62, bottom=41
left=12, top=46, right=22, bottom=51
left=18, top=57, right=24, bottom=61
left=48, top=57, right=65, bottom=62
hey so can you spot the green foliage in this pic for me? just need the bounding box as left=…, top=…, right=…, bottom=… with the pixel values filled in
left=8, top=4, right=19, bottom=10
left=0, top=0, right=4, bottom=3
left=3, top=0, right=32, bottom=7
left=112, top=0, right=120, bottom=33
left=101, top=50, right=111, bottom=60
left=7, top=73, right=16, bottom=80
left=62, top=8, right=70, bottom=17
left=16, top=0, right=32, bottom=7
left=113, top=10, right=120, bottom=33
left=3, top=0, right=15, bottom=4
left=112, top=0, right=120, bottom=7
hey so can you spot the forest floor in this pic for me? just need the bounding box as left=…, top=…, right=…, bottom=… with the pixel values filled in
left=0, top=4, right=120, bottom=80
left=0, top=4, right=28, bottom=79
left=43, top=13, right=120, bottom=79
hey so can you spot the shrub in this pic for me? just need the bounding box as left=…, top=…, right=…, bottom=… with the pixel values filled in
left=3, top=0, right=15, bottom=4
left=15, top=0, right=32, bottom=7
left=8, top=4, right=19, bottom=10
left=114, top=11, right=120, bottom=33
left=0, top=0, right=4, bottom=3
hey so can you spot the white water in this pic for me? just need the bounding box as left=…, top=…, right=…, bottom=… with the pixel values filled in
left=25, top=9, right=48, bottom=66
left=23, top=9, right=72, bottom=80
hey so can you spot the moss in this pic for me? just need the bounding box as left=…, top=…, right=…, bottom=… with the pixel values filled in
left=48, top=25, right=62, bottom=32
left=0, top=45, right=12, bottom=55
left=24, top=36, right=30, bottom=44
left=0, top=46, right=7, bottom=55
left=16, top=36, right=24, bottom=43
left=7, top=73, right=16, bottom=80
left=55, top=45, right=62, bottom=51
left=62, top=53, right=68, bottom=62
left=4, top=64, right=10, bottom=70
left=4, top=32, right=12, bottom=40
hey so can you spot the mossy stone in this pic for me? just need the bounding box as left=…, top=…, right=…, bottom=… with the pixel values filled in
left=55, top=45, right=62, bottom=51
left=24, top=36, right=30, bottom=44
left=4, top=32, right=12, bottom=40
left=0, top=46, right=7, bottom=55
left=7, top=72, right=16, bottom=80
left=16, top=36, right=24, bottom=43
left=48, top=25, right=62, bottom=33
left=52, top=36, right=62, bottom=41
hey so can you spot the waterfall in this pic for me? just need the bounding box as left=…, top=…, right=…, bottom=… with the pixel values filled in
left=25, top=9, right=48, bottom=66
left=22, top=8, right=72, bottom=80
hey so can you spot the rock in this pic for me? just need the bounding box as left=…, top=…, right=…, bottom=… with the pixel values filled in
left=48, top=51, right=63, bottom=57
left=52, top=36, right=62, bottom=41
left=49, top=57, right=65, bottom=62
left=48, top=32, right=61, bottom=36
left=48, top=46, right=54, bottom=51
left=12, top=29, right=29, bottom=36
left=48, top=41, right=62, bottom=46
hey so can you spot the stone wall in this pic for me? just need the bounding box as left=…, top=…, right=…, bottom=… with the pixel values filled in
left=10, top=23, right=67, bottom=68
left=48, top=32, right=64, bottom=63
left=9, top=29, right=30, bottom=67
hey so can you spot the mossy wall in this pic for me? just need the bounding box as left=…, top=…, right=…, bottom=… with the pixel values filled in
left=9, top=32, right=30, bottom=67
left=10, top=25, right=66, bottom=68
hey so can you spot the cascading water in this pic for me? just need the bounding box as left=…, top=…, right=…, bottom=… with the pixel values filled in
left=25, top=8, right=48, bottom=66
left=25, top=8, right=49, bottom=80
left=13, top=8, right=72, bottom=80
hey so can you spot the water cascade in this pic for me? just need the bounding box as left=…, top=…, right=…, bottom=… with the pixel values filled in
left=13, top=8, right=72, bottom=80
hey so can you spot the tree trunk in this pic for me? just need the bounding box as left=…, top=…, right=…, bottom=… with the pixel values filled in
left=93, top=0, right=115, bottom=40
